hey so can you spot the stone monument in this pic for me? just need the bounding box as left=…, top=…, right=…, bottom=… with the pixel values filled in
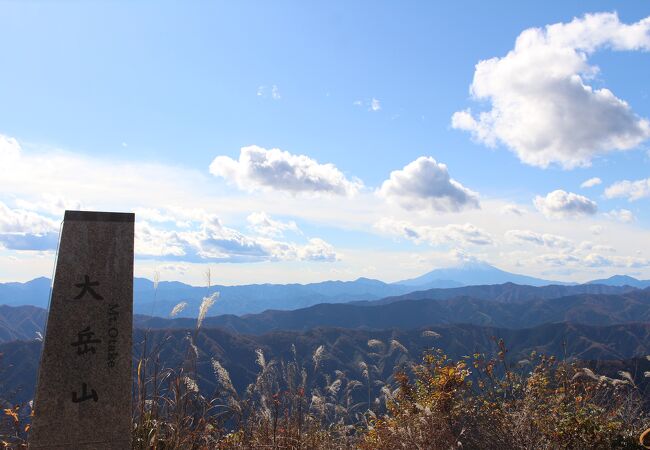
left=29, top=210, right=135, bottom=449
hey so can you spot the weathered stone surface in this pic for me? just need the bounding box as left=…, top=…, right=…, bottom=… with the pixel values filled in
left=29, top=211, right=134, bottom=449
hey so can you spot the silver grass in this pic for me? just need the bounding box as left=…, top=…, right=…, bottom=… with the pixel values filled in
left=197, top=291, right=219, bottom=329
left=328, top=379, right=342, bottom=395
left=185, top=333, right=199, bottom=359
left=255, top=348, right=266, bottom=370
left=183, top=376, right=199, bottom=393
left=572, top=367, right=599, bottom=382
left=421, top=330, right=441, bottom=338
left=169, top=301, right=188, bottom=318
left=358, top=361, right=369, bottom=380
left=347, top=380, right=363, bottom=391
left=211, top=358, right=236, bottom=394
left=153, top=270, right=160, bottom=290
left=617, top=370, right=635, bottom=384
left=390, top=339, right=408, bottom=354
left=313, top=344, right=325, bottom=370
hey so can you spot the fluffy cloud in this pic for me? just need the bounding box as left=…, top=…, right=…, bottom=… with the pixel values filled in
left=378, top=157, right=480, bottom=212
left=247, top=212, right=299, bottom=237
left=135, top=221, right=187, bottom=257
left=501, top=204, right=526, bottom=216
left=295, top=238, right=338, bottom=262
left=452, top=12, right=650, bottom=169
left=15, top=194, right=82, bottom=217
left=0, top=202, right=58, bottom=235
left=580, top=177, right=602, bottom=188
left=533, top=190, right=597, bottom=218
left=181, top=215, right=277, bottom=261
left=138, top=213, right=338, bottom=264
left=209, top=145, right=362, bottom=196
left=172, top=214, right=336, bottom=263
left=0, top=134, right=21, bottom=163
left=0, top=202, right=60, bottom=251
left=375, top=218, right=493, bottom=247
left=604, top=178, right=650, bottom=201
left=604, top=208, right=636, bottom=223
left=535, top=250, right=649, bottom=269
left=505, top=229, right=573, bottom=249
left=0, top=198, right=339, bottom=264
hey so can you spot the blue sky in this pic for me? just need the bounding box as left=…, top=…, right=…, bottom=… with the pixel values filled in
left=1, top=1, right=649, bottom=285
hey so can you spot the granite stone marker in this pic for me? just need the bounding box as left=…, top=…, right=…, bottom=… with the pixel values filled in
left=29, top=211, right=135, bottom=450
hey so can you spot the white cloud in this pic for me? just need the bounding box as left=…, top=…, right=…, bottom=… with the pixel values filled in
left=580, top=177, right=602, bottom=188
left=452, top=12, right=650, bottom=169
left=295, top=238, right=338, bottom=262
left=533, top=190, right=597, bottom=218
left=132, top=207, right=193, bottom=228
left=271, top=85, right=281, bottom=100
left=378, top=156, right=480, bottom=212
left=2, top=132, right=650, bottom=283
left=604, top=178, right=650, bottom=201
left=501, top=204, right=526, bottom=216
left=156, top=263, right=190, bottom=276
left=604, top=208, right=636, bottom=223
left=505, top=229, right=573, bottom=249
left=0, top=202, right=59, bottom=251
left=536, top=251, right=650, bottom=269
left=0, top=134, right=21, bottom=163
left=536, top=253, right=581, bottom=267
left=375, top=218, right=493, bottom=247
left=247, top=211, right=299, bottom=237
left=256, top=85, right=281, bottom=99
left=0, top=194, right=339, bottom=264
left=15, top=194, right=82, bottom=217
left=353, top=98, right=382, bottom=112
left=135, top=221, right=187, bottom=257
left=209, top=145, right=362, bottom=196
left=589, top=225, right=604, bottom=235
left=150, top=213, right=339, bottom=264
left=0, top=202, right=58, bottom=235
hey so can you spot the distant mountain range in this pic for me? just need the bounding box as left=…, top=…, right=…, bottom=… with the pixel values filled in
left=3, top=285, right=649, bottom=342
left=1, top=262, right=648, bottom=316
left=3, top=278, right=650, bottom=406
left=134, top=289, right=650, bottom=335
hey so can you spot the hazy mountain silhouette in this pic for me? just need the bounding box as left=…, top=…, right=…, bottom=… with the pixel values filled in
left=0, top=276, right=413, bottom=316
left=133, top=290, right=650, bottom=335
left=0, top=277, right=51, bottom=308
left=587, top=275, right=650, bottom=289
left=352, top=282, right=638, bottom=306
left=2, top=285, right=647, bottom=342
left=0, top=262, right=570, bottom=316
left=395, top=261, right=562, bottom=288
